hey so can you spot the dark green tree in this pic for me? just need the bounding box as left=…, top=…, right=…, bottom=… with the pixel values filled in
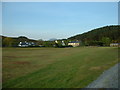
left=101, top=37, right=111, bottom=46
left=3, top=37, right=14, bottom=47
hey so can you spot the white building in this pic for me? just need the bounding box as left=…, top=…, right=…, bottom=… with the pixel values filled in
left=110, top=43, right=120, bottom=47
left=68, top=41, right=80, bottom=47
left=18, top=41, right=35, bottom=47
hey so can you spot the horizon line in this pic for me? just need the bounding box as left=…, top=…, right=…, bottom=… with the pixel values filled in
left=1, top=24, right=119, bottom=41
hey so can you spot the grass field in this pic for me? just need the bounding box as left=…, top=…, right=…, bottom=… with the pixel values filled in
left=2, top=47, right=118, bottom=88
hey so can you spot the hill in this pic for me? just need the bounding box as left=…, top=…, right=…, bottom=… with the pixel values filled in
left=1, top=25, right=120, bottom=47
left=1, top=36, right=56, bottom=47
left=1, top=36, right=39, bottom=47
left=68, top=25, right=120, bottom=46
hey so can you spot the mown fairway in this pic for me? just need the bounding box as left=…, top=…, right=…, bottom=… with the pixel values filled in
left=2, top=47, right=118, bottom=88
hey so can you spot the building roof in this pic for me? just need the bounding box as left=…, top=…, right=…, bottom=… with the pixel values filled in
left=19, top=42, right=35, bottom=45
left=20, top=42, right=28, bottom=45
left=110, top=43, right=120, bottom=44
left=69, top=41, right=79, bottom=43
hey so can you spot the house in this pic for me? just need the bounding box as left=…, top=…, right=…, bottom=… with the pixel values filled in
left=18, top=41, right=35, bottom=47
left=28, top=42, right=35, bottom=46
left=18, top=41, right=28, bottom=47
left=62, top=40, right=65, bottom=46
left=68, top=41, right=80, bottom=47
left=110, top=43, right=120, bottom=47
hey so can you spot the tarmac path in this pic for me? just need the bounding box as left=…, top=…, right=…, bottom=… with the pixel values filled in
left=86, top=63, right=119, bottom=88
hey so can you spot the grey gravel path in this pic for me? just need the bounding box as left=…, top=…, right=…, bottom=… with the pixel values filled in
left=86, top=63, right=120, bottom=88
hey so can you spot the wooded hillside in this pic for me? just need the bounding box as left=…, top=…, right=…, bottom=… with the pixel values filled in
left=1, top=25, right=120, bottom=47
left=68, top=25, right=120, bottom=46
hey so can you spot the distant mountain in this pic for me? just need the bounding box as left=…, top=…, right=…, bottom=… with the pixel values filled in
left=68, top=25, right=120, bottom=43
left=48, top=38, right=57, bottom=41
left=1, top=25, right=120, bottom=47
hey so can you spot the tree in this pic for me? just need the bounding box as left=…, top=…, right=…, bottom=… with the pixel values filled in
left=38, top=39, right=43, bottom=41
left=43, top=41, right=54, bottom=47
left=3, top=37, right=14, bottom=47
left=101, top=37, right=111, bottom=46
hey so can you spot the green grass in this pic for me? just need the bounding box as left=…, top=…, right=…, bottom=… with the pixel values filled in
left=2, top=47, right=119, bottom=88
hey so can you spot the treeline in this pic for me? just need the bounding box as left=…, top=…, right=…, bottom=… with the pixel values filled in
left=1, top=36, right=70, bottom=47
left=1, top=36, right=54, bottom=47
left=1, top=36, right=35, bottom=47
left=68, top=25, right=120, bottom=46
left=1, top=25, right=120, bottom=47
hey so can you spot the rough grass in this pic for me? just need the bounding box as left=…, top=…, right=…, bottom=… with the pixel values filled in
left=2, top=47, right=118, bottom=88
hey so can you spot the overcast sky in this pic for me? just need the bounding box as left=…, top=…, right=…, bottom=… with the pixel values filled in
left=2, top=2, right=118, bottom=40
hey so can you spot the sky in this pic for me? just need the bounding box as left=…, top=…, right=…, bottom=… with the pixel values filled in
left=2, top=2, right=118, bottom=40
